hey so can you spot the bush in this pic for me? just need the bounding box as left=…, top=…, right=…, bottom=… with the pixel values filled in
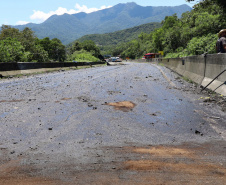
left=70, top=50, right=99, bottom=62
left=186, top=33, right=217, bottom=55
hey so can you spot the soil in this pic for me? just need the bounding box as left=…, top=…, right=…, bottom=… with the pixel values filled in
left=106, top=101, right=136, bottom=112
left=0, top=141, right=225, bottom=185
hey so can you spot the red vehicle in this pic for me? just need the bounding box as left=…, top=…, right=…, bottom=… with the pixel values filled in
left=144, top=53, right=161, bottom=59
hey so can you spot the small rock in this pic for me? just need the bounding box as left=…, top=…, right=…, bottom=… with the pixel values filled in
left=195, top=130, right=203, bottom=136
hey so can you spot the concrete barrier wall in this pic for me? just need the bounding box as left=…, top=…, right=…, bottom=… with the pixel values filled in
left=0, top=61, right=105, bottom=76
left=202, top=54, right=226, bottom=95
left=154, top=54, right=226, bottom=96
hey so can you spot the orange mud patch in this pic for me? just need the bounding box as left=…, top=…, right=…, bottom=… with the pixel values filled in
left=0, top=159, right=60, bottom=185
left=124, top=160, right=226, bottom=175
left=0, top=143, right=225, bottom=185
left=0, top=177, right=59, bottom=185
left=106, top=101, right=136, bottom=112
left=123, top=145, right=226, bottom=184
left=132, top=146, right=194, bottom=158
left=61, top=98, right=72, bottom=101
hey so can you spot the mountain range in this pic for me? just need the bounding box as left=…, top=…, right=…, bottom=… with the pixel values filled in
left=14, top=2, right=192, bottom=44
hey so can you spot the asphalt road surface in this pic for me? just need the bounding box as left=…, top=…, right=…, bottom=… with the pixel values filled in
left=0, top=62, right=225, bottom=184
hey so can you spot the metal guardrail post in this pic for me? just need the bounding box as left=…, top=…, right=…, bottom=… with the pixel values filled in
left=201, top=69, right=226, bottom=92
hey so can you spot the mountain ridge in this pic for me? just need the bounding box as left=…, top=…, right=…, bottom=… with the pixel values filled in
left=12, top=2, right=192, bottom=44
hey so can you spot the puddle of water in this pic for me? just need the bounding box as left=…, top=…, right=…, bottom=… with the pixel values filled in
left=106, top=101, right=136, bottom=112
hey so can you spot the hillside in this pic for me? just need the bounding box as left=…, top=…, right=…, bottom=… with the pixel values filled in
left=76, top=22, right=161, bottom=47
left=13, top=2, right=192, bottom=44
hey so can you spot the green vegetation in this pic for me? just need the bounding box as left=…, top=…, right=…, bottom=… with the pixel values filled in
left=80, top=0, right=225, bottom=59
left=77, top=22, right=161, bottom=55
left=66, top=40, right=102, bottom=62
left=0, top=25, right=66, bottom=62
left=182, top=76, right=194, bottom=84
left=68, top=50, right=99, bottom=62
left=0, top=25, right=103, bottom=63
left=1, top=0, right=225, bottom=63
left=11, top=3, right=191, bottom=45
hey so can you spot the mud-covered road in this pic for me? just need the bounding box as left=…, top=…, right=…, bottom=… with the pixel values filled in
left=0, top=62, right=225, bottom=184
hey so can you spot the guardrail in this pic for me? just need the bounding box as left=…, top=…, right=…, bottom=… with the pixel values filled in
left=0, top=61, right=106, bottom=76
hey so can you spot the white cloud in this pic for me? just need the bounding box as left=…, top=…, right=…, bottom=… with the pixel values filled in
left=16, top=21, right=30, bottom=25
left=30, top=4, right=112, bottom=23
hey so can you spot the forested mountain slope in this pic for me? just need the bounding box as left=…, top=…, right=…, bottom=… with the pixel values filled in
left=76, top=22, right=161, bottom=47
left=13, top=2, right=192, bottom=44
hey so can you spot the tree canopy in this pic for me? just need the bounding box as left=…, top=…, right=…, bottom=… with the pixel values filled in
left=66, top=40, right=102, bottom=62
left=0, top=26, right=66, bottom=63
left=101, top=0, right=226, bottom=59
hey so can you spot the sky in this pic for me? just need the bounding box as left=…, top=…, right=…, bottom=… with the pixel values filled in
left=0, top=0, right=198, bottom=26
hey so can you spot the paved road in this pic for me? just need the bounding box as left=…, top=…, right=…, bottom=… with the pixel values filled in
left=0, top=62, right=225, bottom=184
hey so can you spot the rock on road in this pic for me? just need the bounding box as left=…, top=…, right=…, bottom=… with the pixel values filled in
left=0, top=62, right=225, bottom=184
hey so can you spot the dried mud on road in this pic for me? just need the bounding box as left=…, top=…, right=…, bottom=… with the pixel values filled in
left=0, top=63, right=226, bottom=185
left=106, top=101, right=136, bottom=112
left=0, top=141, right=225, bottom=185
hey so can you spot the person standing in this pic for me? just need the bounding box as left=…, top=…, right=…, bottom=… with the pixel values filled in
left=216, top=29, right=226, bottom=53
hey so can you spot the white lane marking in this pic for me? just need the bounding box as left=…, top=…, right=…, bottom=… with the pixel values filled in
left=152, top=64, right=177, bottom=88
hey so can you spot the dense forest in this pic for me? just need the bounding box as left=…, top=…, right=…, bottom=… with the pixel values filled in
left=76, top=22, right=161, bottom=56
left=0, top=25, right=66, bottom=63
left=1, top=0, right=226, bottom=62
left=0, top=25, right=102, bottom=63
left=69, top=0, right=226, bottom=59
left=106, top=0, right=226, bottom=59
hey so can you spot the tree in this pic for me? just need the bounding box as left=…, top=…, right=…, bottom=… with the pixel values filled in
left=50, top=38, right=66, bottom=62
left=0, top=25, right=20, bottom=40
left=186, top=0, right=226, bottom=14
left=0, top=26, right=50, bottom=62
left=151, top=28, right=164, bottom=52
left=39, top=37, right=66, bottom=62
left=28, top=44, right=49, bottom=63
left=68, top=41, right=82, bottom=55
left=81, top=40, right=101, bottom=58
left=186, top=0, right=226, bottom=7
left=0, top=38, right=26, bottom=62
left=20, top=27, right=36, bottom=51
left=186, top=33, right=217, bottom=55
left=121, top=40, right=143, bottom=59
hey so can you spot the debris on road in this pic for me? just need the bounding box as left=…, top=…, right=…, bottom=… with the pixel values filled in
left=106, top=101, right=136, bottom=112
